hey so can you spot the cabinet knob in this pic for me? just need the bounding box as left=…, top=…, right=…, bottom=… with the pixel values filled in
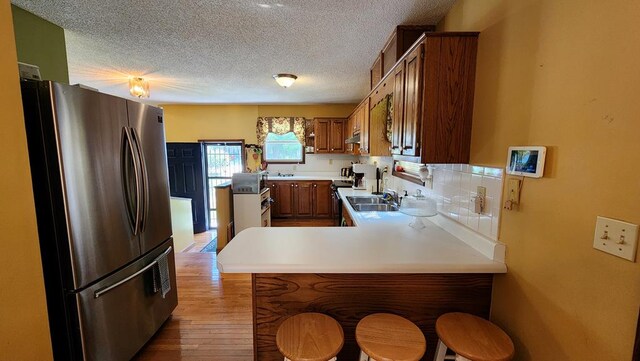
left=290, top=184, right=294, bottom=187
left=313, top=184, right=317, bottom=188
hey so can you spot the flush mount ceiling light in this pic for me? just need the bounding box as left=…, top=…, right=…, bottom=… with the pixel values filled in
left=129, top=77, right=150, bottom=98
left=273, top=73, right=297, bottom=88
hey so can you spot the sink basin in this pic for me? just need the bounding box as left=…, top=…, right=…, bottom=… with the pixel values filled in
left=346, top=196, right=387, bottom=205
left=346, top=196, right=399, bottom=212
left=352, top=204, right=399, bottom=212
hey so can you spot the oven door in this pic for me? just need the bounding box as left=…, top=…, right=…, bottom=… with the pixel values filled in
left=331, top=189, right=342, bottom=226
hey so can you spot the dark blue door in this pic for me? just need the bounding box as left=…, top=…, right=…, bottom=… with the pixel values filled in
left=166, top=142, right=208, bottom=233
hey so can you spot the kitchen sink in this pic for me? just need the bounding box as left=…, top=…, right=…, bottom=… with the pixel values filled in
left=346, top=196, right=387, bottom=205
left=346, top=196, right=399, bottom=212
left=352, top=203, right=399, bottom=212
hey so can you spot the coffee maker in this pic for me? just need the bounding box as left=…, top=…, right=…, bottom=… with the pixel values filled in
left=352, top=173, right=366, bottom=189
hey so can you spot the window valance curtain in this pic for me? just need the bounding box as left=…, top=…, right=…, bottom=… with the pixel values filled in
left=256, top=117, right=306, bottom=146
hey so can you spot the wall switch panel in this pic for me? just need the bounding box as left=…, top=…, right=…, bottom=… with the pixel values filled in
left=593, top=216, right=639, bottom=261
left=507, top=178, right=521, bottom=204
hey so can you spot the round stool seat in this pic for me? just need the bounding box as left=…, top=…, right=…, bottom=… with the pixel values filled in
left=356, top=313, right=426, bottom=361
left=276, top=312, right=344, bottom=361
left=436, top=313, right=514, bottom=361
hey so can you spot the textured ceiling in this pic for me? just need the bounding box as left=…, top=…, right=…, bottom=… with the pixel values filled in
left=12, top=0, right=456, bottom=104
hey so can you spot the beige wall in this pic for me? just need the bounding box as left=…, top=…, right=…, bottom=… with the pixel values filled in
left=162, top=104, right=356, bottom=142
left=440, top=0, right=640, bottom=359
left=0, top=1, right=53, bottom=359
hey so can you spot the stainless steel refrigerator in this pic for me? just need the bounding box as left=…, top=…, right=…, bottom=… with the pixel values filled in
left=21, top=80, right=178, bottom=361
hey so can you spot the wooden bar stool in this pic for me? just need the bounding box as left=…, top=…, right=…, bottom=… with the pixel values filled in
left=434, top=312, right=514, bottom=361
left=276, top=312, right=344, bottom=361
left=356, top=313, right=426, bottom=361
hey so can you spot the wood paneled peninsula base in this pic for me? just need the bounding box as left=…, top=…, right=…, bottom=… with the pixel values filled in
left=251, top=273, right=493, bottom=361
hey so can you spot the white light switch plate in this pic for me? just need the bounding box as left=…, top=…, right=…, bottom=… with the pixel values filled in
left=593, top=216, right=639, bottom=261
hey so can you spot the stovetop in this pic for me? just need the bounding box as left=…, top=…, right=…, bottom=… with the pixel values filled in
left=332, top=180, right=353, bottom=188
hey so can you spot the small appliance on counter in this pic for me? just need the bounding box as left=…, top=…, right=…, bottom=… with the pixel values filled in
left=352, top=164, right=376, bottom=190
left=232, top=171, right=268, bottom=194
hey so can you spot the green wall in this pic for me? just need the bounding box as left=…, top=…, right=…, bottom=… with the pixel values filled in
left=11, top=5, right=68, bottom=83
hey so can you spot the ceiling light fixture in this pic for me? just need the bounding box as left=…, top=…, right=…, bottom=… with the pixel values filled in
left=273, top=73, right=297, bottom=88
left=129, top=77, right=150, bottom=98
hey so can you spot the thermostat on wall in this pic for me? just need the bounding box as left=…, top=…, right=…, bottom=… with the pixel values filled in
left=506, top=146, right=546, bottom=178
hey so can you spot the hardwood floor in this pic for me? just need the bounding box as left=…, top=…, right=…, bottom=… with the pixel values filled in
left=134, top=219, right=336, bottom=360
left=184, top=230, right=216, bottom=253
left=133, top=252, right=253, bottom=361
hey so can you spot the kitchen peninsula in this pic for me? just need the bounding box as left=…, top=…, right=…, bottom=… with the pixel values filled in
left=217, top=189, right=506, bottom=361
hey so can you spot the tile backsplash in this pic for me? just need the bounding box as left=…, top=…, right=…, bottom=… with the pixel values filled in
left=365, top=157, right=504, bottom=241
left=266, top=154, right=357, bottom=175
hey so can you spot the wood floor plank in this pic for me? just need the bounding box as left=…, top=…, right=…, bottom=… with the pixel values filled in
left=133, top=252, right=253, bottom=361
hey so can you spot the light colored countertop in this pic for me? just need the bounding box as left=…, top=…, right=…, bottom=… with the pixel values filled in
left=217, top=187, right=506, bottom=274
left=267, top=174, right=350, bottom=181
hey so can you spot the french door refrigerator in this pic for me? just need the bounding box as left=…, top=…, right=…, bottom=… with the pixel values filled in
left=21, top=80, right=178, bottom=361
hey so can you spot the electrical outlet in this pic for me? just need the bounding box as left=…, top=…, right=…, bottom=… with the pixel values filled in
left=507, top=178, right=521, bottom=203
left=593, top=216, right=639, bottom=261
left=329, top=159, right=333, bottom=165
left=477, top=186, right=486, bottom=198
left=293, top=165, right=297, bottom=171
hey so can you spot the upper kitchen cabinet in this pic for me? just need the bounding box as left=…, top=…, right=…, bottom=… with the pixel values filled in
left=392, top=33, right=479, bottom=164
left=313, top=118, right=346, bottom=154
left=370, top=54, right=383, bottom=89
left=371, top=25, right=436, bottom=90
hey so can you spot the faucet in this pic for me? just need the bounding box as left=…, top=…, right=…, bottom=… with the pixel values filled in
left=382, top=189, right=399, bottom=205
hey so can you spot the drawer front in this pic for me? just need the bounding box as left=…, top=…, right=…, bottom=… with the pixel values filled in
left=75, top=239, right=178, bottom=361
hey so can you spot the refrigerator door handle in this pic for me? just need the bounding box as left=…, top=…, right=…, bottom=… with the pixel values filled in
left=124, top=127, right=143, bottom=235
left=94, top=246, right=172, bottom=299
left=130, top=127, right=149, bottom=232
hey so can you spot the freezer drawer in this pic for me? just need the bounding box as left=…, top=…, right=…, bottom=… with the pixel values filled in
left=74, top=239, right=178, bottom=361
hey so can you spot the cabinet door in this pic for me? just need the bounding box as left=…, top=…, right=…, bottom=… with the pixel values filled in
left=360, top=100, right=370, bottom=155
left=391, top=62, right=405, bottom=155
left=314, top=119, right=330, bottom=153
left=329, top=119, right=345, bottom=153
left=402, top=43, right=424, bottom=156
left=276, top=182, right=295, bottom=218
left=370, top=54, right=383, bottom=89
left=267, top=182, right=279, bottom=218
left=295, top=182, right=313, bottom=218
left=312, top=182, right=332, bottom=218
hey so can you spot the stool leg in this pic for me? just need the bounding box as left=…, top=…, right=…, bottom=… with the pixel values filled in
left=454, top=356, right=471, bottom=361
left=434, top=339, right=448, bottom=361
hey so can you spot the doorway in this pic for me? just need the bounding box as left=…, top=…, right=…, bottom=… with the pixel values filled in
left=203, top=141, right=244, bottom=228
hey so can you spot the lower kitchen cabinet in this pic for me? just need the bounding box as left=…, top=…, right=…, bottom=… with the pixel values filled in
left=267, top=180, right=332, bottom=219
left=342, top=204, right=354, bottom=226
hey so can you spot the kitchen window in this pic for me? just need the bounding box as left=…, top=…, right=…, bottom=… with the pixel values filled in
left=263, top=132, right=304, bottom=163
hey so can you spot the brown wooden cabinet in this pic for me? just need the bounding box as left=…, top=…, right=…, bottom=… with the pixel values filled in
left=268, top=181, right=295, bottom=218
left=312, top=181, right=332, bottom=218
left=370, top=54, right=383, bottom=89
left=314, top=119, right=330, bottom=153
left=295, top=182, right=313, bottom=217
left=401, top=43, right=424, bottom=157
left=329, top=119, right=345, bottom=153
left=387, top=33, right=479, bottom=164
left=371, top=25, right=435, bottom=89
left=268, top=180, right=332, bottom=219
left=390, top=61, right=405, bottom=155
left=342, top=204, right=354, bottom=227
left=314, top=118, right=345, bottom=154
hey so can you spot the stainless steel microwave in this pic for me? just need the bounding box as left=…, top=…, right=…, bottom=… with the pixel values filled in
left=232, top=171, right=268, bottom=194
